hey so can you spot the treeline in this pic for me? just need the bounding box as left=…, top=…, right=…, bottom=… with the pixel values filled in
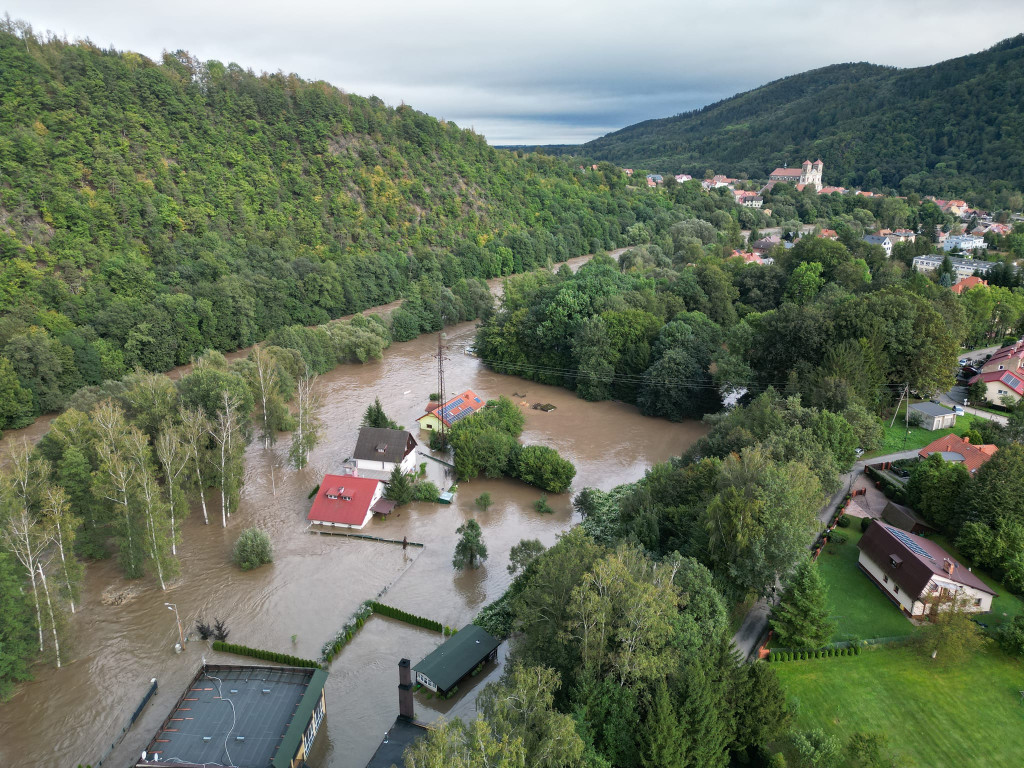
left=446, top=396, right=577, bottom=493
left=548, top=34, right=1024, bottom=206
left=0, top=21, right=656, bottom=428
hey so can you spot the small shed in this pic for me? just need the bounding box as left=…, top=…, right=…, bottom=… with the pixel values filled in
left=908, top=402, right=956, bottom=431
left=413, top=625, right=499, bottom=695
left=881, top=500, right=933, bottom=535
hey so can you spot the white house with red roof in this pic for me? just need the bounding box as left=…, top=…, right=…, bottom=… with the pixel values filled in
left=307, top=474, right=389, bottom=529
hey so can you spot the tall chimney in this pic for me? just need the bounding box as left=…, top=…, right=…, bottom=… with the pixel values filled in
left=398, top=658, right=414, bottom=720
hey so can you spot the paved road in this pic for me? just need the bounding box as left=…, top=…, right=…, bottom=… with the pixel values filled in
left=940, top=384, right=1008, bottom=426
left=729, top=449, right=922, bottom=661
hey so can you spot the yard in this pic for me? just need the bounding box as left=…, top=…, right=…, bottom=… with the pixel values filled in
left=815, top=527, right=919, bottom=641
left=867, top=406, right=984, bottom=458
left=775, top=646, right=1024, bottom=768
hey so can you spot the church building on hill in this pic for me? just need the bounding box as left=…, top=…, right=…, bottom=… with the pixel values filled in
left=767, top=159, right=824, bottom=192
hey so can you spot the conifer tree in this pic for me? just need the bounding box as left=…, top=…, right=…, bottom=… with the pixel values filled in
left=770, top=557, right=835, bottom=650
left=384, top=465, right=414, bottom=505
left=0, top=550, right=36, bottom=700
left=453, top=519, right=488, bottom=570
left=361, top=397, right=399, bottom=429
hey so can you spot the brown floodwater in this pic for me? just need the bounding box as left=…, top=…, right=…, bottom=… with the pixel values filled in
left=0, top=249, right=705, bottom=768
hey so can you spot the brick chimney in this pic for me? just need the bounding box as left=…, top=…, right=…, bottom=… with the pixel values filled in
left=398, top=658, right=414, bottom=720
left=963, top=435, right=970, bottom=444
left=943, top=559, right=955, bottom=577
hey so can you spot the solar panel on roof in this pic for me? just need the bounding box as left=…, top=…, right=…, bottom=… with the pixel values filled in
left=448, top=409, right=474, bottom=424
left=1004, top=374, right=1021, bottom=389
left=886, top=526, right=935, bottom=562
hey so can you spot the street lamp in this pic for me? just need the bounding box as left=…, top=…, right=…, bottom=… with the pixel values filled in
left=165, top=603, right=185, bottom=648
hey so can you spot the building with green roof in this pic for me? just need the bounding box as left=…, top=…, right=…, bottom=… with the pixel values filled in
left=412, top=625, right=500, bottom=694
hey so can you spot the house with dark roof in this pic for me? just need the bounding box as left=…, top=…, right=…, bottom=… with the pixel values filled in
left=881, top=500, right=933, bottom=535
left=353, top=427, right=418, bottom=474
left=908, top=401, right=956, bottom=431
left=413, top=625, right=500, bottom=695
left=918, top=434, right=998, bottom=474
left=364, top=659, right=430, bottom=768
left=307, top=474, right=390, bottom=529
left=136, top=664, right=327, bottom=768
left=862, top=234, right=893, bottom=257
left=857, top=523, right=996, bottom=617
left=416, top=390, right=485, bottom=433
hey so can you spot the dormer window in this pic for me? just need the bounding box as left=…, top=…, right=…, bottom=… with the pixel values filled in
left=375, top=443, right=388, bottom=453
left=889, top=555, right=902, bottom=569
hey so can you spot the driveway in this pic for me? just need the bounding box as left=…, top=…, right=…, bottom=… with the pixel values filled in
left=940, top=384, right=1008, bottom=426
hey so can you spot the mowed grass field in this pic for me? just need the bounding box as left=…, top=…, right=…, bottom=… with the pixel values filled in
left=868, top=408, right=983, bottom=458
left=775, top=647, right=1024, bottom=768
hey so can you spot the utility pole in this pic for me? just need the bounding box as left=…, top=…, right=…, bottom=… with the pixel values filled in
left=902, top=384, right=911, bottom=450
left=435, top=332, right=448, bottom=447
left=165, top=602, right=185, bottom=649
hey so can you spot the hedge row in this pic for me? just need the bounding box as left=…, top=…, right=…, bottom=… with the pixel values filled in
left=369, top=601, right=444, bottom=632
left=212, top=641, right=321, bottom=668
left=321, top=602, right=374, bottom=664
left=768, top=645, right=862, bottom=661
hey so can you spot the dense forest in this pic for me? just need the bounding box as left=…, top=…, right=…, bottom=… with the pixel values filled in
left=519, top=35, right=1024, bottom=207
left=0, top=21, right=654, bottom=429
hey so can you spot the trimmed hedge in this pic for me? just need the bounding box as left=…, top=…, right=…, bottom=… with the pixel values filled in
left=212, top=641, right=320, bottom=668
left=369, top=601, right=444, bottom=633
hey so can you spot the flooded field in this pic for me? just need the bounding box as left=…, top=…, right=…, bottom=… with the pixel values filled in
left=0, top=253, right=706, bottom=768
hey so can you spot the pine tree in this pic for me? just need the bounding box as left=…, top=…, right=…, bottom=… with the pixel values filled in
left=361, top=397, right=399, bottom=430
left=770, top=557, right=835, bottom=650
left=0, top=550, right=36, bottom=700
left=453, top=519, right=488, bottom=570
left=384, top=465, right=414, bottom=504
left=642, top=681, right=688, bottom=768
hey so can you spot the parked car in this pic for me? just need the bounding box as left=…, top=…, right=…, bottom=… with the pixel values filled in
left=854, top=448, right=865, bottom=458
left=954, top=405, right=965, bottom=415
left=959, top=358, right=968, bottom=366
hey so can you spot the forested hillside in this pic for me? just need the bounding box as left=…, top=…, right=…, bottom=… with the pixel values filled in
left=522, top=35, right=1024, bottom=206
left=0, top=23, right=648, bottom=428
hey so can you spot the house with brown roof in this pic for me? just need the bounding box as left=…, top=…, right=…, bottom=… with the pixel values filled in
left=918, top=434, right=998, bottom=474
left=353, top=427, right=418, bottom=474
left=881, top=500, right=933, bottom=535
left=858, top=522, right=996, bottom=616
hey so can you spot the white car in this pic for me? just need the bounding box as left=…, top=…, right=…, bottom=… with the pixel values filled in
left=953, top=405, right=965, bottom=416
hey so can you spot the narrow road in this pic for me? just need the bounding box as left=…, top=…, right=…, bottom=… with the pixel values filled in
left=730, top=449, right=922, bottom=661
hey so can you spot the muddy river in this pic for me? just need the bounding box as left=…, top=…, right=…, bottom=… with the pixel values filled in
left=0, top=254, right=706, bottom=768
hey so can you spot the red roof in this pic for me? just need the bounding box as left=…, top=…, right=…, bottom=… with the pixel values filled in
left=918, top=434, right=998, bottom=473
left=770, top=168, right=803, bottom=177
left=307, top=474, right=383, bottom=527
left=969, top=369, right=1024, bottom=397
left=417, top=389, right=485, bottom=428
left=950, top=276, right=988, bottom=295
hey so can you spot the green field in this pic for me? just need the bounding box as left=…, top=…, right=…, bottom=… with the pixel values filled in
left=867, top=407, right=983, bottom=458
left=815, top=528, right=919, bottom=641
left=775, top=647, right=1024, bottom=768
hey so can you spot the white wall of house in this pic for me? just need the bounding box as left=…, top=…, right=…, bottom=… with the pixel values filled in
left=313, top=482, right=383, bottom=530
left=353, top=449, right=417, bottom=474
left=858, top=551, right=918, bottom=615
left=859, top=551, right=993, bottom=616
left=415, top=671, right=437, bottom=692
left=981, top=380, right=1022, bottom=405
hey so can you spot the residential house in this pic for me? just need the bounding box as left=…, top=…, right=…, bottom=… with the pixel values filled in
left=702, top=175, right=737, bottom=190
left=623, top=168, right=634, bottom=177
left=912, top=254, right=995, bottom=280
left=817, top=229, right=839, bottom=240
left=751, top=235, right=781, bottom=255
left=918, top=433, right=998, bottom=474
left=646, top=174, right=663, bottom=187
left=307, top=474, right=389, bottom=529
left=969, top=340, right=1024, bottom=405
left=950, top=275, right=988, bottom=294
left=942, top=234, right=987, bottom=252
left=674, top=173, right=692, bottom=183
left=889, top=229, right=916, bottom=243
left=979, top=340, right=1024, bottom=375
left=908, top=401, right=956, bottom=431
left=817, top=185, right=847, bottom=195
left=416, top=389, right=485, bottom=432
left=413, top=625, right=500, bottom=695
left=732, top=250, right=772, bottom=265
left=862, top=234, right=893, bottom=257
left=857, top=523, right=996, bottom=616
left=353, top=427, right=418, bottom=474
left=767, top=160, right=823, bottom=192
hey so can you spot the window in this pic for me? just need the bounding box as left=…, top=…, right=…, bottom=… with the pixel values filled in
left=883, top=575, right=889, bottom=583
left=974, top=598, right=982, bottom=606
left=893, top=585, right=900, bottom=594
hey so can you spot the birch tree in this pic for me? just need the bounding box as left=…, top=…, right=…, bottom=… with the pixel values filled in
left=180, top=407, right=212, bottom=525
left=247, top=345, right=286, bottom=449
left=126, top=428, right=178, bottom=589
left=41, top=486, right=83, bottom=614
left=35, top=555, right=61, bottom=668
left=288, top=372, right=322, bottom=470
left=156, top=425, right=188, bottom=554
left=93, top=401, right=143, bottom=577
left=209, top=391, right=243, bottom=527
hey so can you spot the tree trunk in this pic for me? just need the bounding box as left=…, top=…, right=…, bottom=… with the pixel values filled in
left=55, top=521, right=75, bottom=614
left=195, top=465, right=209, bottom=525
left=28, top=564, right=43, bottom=652
left=37, top=563, right=60, bottom=668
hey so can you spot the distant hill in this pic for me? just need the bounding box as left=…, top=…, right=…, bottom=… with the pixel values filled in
left=0, top=24, right=643, bottom=422
left=513, top=36, right=1024, bottom=202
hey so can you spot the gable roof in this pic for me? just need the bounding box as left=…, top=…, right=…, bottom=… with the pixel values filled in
left=413, top=625, right=500, bottom=692
left=858, top=523, right=996, bottom=598
left=307, top=474, right=383, bottom=526
left=951, top=275, right=988, bottom=294
left=770, top=167, right=803, bottom=177
left=417, top=389, right=485, bottom=427
left=881, top=500, right=932, bottom=533
left=918, top=434, right=998, bottom=473
left=969, top=369, right=1024, bottom=396
left=353, top=427, right=417, bottom=464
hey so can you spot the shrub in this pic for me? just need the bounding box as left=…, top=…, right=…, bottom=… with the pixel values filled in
left=474, top=492, right=493, bottom=512
left=830, top=531, right=849, bottom=545
left=232, top=528, right=273, bottom=571
left=513, top=445, right=577, bottom=493
left=837, top=514, right=850, bottom=528
left=996, top=615, right=1024, bottom=656
left=533, top=494, right=554, bottom=514
left=860, top=516, right=873, bottom=533
left=769, top=652, right=776, bottom=662
left=412, top=481, right=440, bottom=502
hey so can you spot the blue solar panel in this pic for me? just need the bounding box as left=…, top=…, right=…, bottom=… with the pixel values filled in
left=1004, top=373, right=1021, bottom=390
left=886, top=526, right=935, bottom=562
left=474, top=397, right=481, bottom=403
left=448, top=409, right=474, bottom=424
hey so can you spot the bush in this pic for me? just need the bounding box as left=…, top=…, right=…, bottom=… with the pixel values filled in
left=513, top=445, right=577, bottom=493
left=212, top=641, right=319, bottom=668
left=232, top=528, right=273, bottom=571
left=534, top=494, right=554, bottom=514
left=369, top=601, right=444, bottom=632
left=830, top=531, right=849, bottom=545
left=475, top=492, right=492, bottom=512
left=837, top=514, right=850, bottom=528
left=860, top=516, right=873, bottom=533
left=996, top=615, right=1024, bottom=656
left=412, top=481, right=440, bottom=502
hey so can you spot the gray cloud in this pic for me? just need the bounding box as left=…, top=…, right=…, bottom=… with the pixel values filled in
left=6, top=0, right=1024, bottom=144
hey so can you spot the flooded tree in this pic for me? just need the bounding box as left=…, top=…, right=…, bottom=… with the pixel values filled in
left=126, top=428, right=178, bottom=589
left=246, top=345, right=291, bottom=449
left=209, top=391, right=245, bottom=527
left=41, top=487, right=83, bottom=614
left=453, top=519, right=488, bottom=570
left=288, top=373, right=321, bottom=470
left=156, top=425, right=189, bottom=554
left=93, top=401, right=145, bottom=577
left=179, top=407, right=212, bottom=525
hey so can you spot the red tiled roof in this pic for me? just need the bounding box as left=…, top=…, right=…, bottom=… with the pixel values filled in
left=969, top=369, right=1024, bottom=397
left=417, top=389, right=485, bottom=428
left=770, top=168, right=803, bottom=177
left=950, top=276, right=988, bottom=295
left=307, top=474, right=383, bottom=527
left=918, top=434, right=998, bottom=473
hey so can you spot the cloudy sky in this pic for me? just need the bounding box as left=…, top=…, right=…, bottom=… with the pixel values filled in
left=6, top=1, right=1024, bottom=145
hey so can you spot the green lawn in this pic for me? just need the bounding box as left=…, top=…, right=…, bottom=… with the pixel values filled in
left=867, top=407, right=983, bottom=458
left=815, top=528, right=919, bottom=641
left=775, top=647, right=1024, bottom=768
left=927, top=533, right=1024, bottom=631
